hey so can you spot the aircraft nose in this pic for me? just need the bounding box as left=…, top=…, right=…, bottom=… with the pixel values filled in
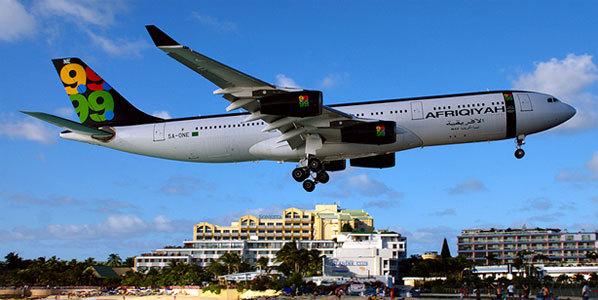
left=563, top=103, right=576, bottom=121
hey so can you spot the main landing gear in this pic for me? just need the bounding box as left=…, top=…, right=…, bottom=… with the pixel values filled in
left=292, top=157, right=329, bottom=192
left=514, top=135, right=526, bottom=159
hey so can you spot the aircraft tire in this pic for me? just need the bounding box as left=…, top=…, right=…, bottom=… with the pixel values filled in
left=316, top=171, right=329, bottom=184
left=292, top=167, right=309, bottom=182
left=515, top=149, right=525, bottom=159
left=308, top=158, right=322, bottom=171
left=303, top=179, right=316, bottom=192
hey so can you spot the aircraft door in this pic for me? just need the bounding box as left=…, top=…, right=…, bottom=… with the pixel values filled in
left=153, top=123, right=165, bottom=141
left=518, top=94, right=533, bottom=111
left=411, top=102, right=424, bottom=120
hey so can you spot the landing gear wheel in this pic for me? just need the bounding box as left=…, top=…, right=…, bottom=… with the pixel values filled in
left=292, top=168, right=309, bottom=182
left=515, top=148, right=525, bottom=159
left=302, top=179, right=316, bottom=192
left=316, top=171, right=329, bottom=184
left=308, top=158, right=322, bottom=171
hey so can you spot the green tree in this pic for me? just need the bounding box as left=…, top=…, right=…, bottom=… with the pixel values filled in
left=586, top=251, right=598, bottom=263
left=341, top=223, right=354, bottom=232
left=256, top=256, right=269, bottom=272
left=441, top=238, right=452, bottom=258
left=106, top=253, right=122, bottom=267
left=218, top=252, right=242, bottom=274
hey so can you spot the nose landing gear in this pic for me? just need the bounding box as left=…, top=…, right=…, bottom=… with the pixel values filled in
left=514, top=135, right=525, bottom=159
left=292, top=157, right=329, bottom=192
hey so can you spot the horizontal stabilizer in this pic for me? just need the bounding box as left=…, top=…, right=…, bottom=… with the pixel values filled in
left=21, top=111, right=114, bottom=139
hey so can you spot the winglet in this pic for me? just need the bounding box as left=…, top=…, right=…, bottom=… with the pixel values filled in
left=145, top=25, right=180, bottom=47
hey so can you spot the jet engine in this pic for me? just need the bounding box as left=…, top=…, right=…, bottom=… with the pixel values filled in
left=260, top=90, right=322, bottom=117
left=340, top=121, right=396, bottom=144
left=350, top=153, right=395, bottom=168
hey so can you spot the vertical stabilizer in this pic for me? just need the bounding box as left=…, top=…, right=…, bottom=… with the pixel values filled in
left=52, top=58, right=161, bottom=127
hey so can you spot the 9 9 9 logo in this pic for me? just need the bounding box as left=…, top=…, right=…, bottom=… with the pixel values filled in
left=59, top=62, right=115, bottom=123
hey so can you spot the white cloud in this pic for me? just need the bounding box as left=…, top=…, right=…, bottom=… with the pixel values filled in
left=347, top=173, right=404, bottom=199
left=432, top=209, right=456, bottom=216
left=53, top=107, right=74, bottom=117
left=528, top=212, right=565, bottom=223
left=0, top=214, right=191, bottom=241
left=2, top=192, right=86, bottom=206
left=523, top=197, right=553, bottom=211
left=0, top=0, right=36, bottom=42
left=152, top=110, right=172, bottom=119
left=586, top=151, right=598, bottom=172
left=87, top=31, right=150, bottom=57
left=275, top=74, right=300, bottom=88
left=365, top=200, right=397, bottom=208
left=555, top=151, right=598, bottom=182
left=447, top=178, right=487, bottom=194
left=191, top=12, right=237, bottom=32
left=512, top=54, right=598, bottom=130
left=320, top=73, right=349, bottom=89
left=0, top=115, right=56, bottom=144
left=34, top=0, right=123, bottom=27
left=159, top=175, right=216, bottom=195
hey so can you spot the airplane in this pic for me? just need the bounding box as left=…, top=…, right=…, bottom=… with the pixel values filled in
left=23, top=25, right=576, bottom=192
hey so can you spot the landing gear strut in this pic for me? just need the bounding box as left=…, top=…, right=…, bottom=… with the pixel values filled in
left=514, top=135, right=525, bottom=159
left=292, top=157, right=329, bottom=192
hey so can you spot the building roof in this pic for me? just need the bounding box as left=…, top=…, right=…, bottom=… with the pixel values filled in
left=85, top=265, right=118, bottom=278
left=84, top=266, right=133, bottom=278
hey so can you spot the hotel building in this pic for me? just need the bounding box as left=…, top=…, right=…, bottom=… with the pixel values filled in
left=135, top=204, right=406, bottom=280
left=193, top=204, right=374, bottom=241
left=458, top=227, right=598, bottom=265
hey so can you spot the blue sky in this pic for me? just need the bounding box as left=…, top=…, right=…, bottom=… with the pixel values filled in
left=1, top=0, right=597, bottom=261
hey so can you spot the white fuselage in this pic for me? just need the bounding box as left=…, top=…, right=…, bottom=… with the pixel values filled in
left=60, top=91, right=575, bottom=164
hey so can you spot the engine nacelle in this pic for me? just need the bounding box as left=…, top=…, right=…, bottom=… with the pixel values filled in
left=350, top=153, right=395, bottom=169
left=260, top=90, right=322, bottom=117
left=340, top=121, right=396, bottom=144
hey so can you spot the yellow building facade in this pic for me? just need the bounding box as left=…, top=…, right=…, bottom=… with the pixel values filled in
left=194, top=204, right=373, bottom=241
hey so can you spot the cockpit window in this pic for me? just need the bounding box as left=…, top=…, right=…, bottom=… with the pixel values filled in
left=547, top=97, right=560, bottom=103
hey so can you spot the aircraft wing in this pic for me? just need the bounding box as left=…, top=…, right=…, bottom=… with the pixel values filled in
left=146, top=25, right=274, bottom=90
left=146, top=25, right=381, bottom=150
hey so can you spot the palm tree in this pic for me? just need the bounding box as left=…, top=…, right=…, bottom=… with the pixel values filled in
left=84, top=257, right=96, bottom=266
left=256, top=256, right=270, bottom=272
left=276, top=241, right=301, bottom=274
left=306, top=249, right=322, bottom=276
left=218, top=252, right=242, bottom=274
left=106, top=253, right=122, bottom=267
left=586, top=251, right=598, bottom=263
left=486, top=253, right=498, bottom=266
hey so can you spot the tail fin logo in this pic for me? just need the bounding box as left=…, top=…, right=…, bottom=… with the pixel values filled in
left=59, top=62, right=115, bottom=123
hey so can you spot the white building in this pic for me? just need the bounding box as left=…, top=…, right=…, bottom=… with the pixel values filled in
left=323, top=232, right=406, bottom=280
left=135, top=239, right=335, bottom=272
left=135, top=231, right=407, bottom=281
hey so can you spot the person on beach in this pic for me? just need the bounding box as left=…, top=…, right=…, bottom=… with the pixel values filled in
left=474, top=288, right=481, bottom=300
left=582, top=284, right=590, bottom=300
left=522, top=284, right=530, bottom=300
left=541, top=285, right=550, bottom=300
left=507, top=284, right=515, bottom=300
left=491, top=283, right=503, bottom=300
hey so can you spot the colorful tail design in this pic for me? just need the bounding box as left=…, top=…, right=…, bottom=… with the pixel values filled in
left=52, top=58, right=161, bottom=127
